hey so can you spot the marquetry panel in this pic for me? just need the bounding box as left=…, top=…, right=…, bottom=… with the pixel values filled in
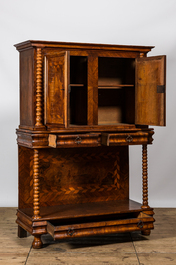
left=18, top=146, right=33, bottom=209
left=18, top=146, right=129, bottom=209
left=44, top=51, right=69, bottom=127
left=135, top=55, right=166, bottom=126
left=38, top=146, right=129, bottom=206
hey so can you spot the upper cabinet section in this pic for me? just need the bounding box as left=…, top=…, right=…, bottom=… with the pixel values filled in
left=14, top=41, right=166, bottom=131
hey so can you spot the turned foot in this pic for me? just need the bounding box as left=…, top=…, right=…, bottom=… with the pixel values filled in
left=32, top=235, right=43, bottom=249
left=18, top=225, right=27, bottom=238
left=141, top=229, right=151, bottom=236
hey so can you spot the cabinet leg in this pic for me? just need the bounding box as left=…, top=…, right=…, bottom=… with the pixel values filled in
left=32, top=235, right=43, bottom=249
left=32, top=149, right=41, bottom=219
left=141, top=229, right=151, bottom=236
left=18, top=225, right=27, bottom=238
left=141, top=144, right=150, bottom=210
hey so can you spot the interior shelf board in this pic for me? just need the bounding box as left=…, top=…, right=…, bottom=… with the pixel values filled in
left=20, top=200, right=142, bottom=221
left=98, top=84, right=134, bottom=89
left=70, top=84, right=84, bottom=87
left=98, top=122, right=131, bottom=126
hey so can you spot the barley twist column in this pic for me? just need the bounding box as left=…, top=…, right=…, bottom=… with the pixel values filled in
left=35, top=48, right=44, bottom=129
left=141, top=145, right=152, bottom=236
left=33, top=149, right=41, bottom=219
left=32, top=148, right=43, bottom=249
left=142, top=144, right=150, bottom=209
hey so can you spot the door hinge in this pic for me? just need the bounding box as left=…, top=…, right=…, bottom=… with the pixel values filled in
left=157, top=85, right=165, bottom=93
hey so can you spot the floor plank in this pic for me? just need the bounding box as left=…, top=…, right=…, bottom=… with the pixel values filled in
left=137, top=253, right=176, bottom=264
left=27, top=252, right=139, bottom=265
left=0, top=207, right=176, bottom=264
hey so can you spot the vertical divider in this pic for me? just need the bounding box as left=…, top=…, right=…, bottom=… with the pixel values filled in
left=87, top=54, right=98, bottom=125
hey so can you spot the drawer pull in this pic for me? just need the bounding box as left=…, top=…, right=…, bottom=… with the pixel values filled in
left=75, top=136, right=82, bottom=144
left=67, top=228, right=75, bottom=236
left=137, top=221, right=144, bottom=229
left=126, top=135, right=133, bottom=143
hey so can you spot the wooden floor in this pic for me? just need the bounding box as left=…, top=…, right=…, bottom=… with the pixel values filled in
left=0, top=208, right=176, bottom=264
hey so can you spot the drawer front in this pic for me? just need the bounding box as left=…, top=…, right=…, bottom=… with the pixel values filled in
left=49, top=133, right=100, bottom=148
left=102, top=132, right=152, bottom=146
left=47, top=216, right=154, bottom=240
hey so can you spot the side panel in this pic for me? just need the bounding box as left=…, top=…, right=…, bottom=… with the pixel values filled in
left=135, top=56, right=166, bottom=126
left=18, top=146, right=33, bottom=209
left=20, top=48, right=35, bottom=126
left=44, top=51, right=69, bottom=127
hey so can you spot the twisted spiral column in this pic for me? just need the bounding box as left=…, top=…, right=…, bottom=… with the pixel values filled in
left=33, top=149, right=41, bottom=219
left=142, top=145, right=149, bottom=209
left=35, top=48, right=43, bottom=127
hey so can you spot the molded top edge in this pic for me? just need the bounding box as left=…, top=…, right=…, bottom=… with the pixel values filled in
left=14, top=40, right=155, bottom=52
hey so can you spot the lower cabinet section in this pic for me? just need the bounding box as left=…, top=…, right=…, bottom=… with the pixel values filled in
left=17, top=141, right=154, bottom=249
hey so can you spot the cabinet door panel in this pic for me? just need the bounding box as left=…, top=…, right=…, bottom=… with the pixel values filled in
left=44, top=51, right=69, bottom=127
left=135, top=56, right=166, bottom=126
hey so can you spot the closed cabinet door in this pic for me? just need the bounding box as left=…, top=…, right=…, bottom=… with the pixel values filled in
left=44, top=51, right=70, bottom=128
left=135, top=55, right=166, bottom=126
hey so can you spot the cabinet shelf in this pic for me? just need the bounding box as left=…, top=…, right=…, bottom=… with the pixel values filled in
left=98, top=84, right=134, bottom=89
left=70, top=84, right=84, bottom=87
left=20, top=200, right=143, bottom=221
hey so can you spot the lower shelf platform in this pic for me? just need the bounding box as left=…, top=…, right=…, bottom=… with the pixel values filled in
left=20, top=199, right=146, bottom=221
left=16, top=199, right=155, bottom=240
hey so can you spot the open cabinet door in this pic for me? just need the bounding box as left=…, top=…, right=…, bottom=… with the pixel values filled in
left=135, top=56, right=166, bottom=126
left=44, top=51, right=70, bottom=128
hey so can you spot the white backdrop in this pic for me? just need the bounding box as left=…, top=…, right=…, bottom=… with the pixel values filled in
left=0, top=0, right=176, bottom=207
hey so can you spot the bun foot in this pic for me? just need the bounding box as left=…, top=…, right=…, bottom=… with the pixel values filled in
left=32, top=236, right=43, bottom=249
left=141, top=229, right=151, bottom=236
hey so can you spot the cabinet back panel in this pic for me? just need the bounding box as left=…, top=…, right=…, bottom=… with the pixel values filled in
left=70, top=56, right=87, bottom=125
left=38, top=146, right=129, bottom=207
left=98, top=57, right=135, bottom=86
left=98, top=89, right=125, bottom=125
left=70, top=56, right=87, bottom=84
left=70, top=87, right=87, bottom=125
left=125, top=87, right=135, bottom=124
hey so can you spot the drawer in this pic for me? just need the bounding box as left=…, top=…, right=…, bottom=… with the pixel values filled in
left=101, top=132, right=151, bottom=146
left=47, top=214, right=154, bottom=240
left=48, top=133, right=100, bottom=148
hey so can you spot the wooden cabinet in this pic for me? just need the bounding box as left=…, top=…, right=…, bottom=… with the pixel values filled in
left=15, top=40, right=166, bottom=249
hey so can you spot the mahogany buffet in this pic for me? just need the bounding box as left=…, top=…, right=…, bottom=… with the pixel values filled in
left=14, top=40, right=166, bottom=249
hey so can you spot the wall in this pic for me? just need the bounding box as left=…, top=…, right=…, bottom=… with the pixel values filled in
left=0, top=0, right=175, bottom=207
